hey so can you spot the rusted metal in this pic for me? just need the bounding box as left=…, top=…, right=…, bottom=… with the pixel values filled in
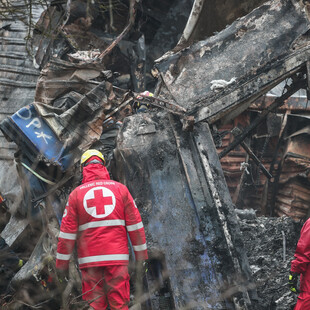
left=274, top=158, right=310, bottom=220
left=270, top=125, right=310, bottom=219
left=216, top=116, right=249, bottom=198
left=286, top=128, right=310, bottom=160
left=219, top=77, right=307, bottom=159
left=250, top=95, right=310, bottom=112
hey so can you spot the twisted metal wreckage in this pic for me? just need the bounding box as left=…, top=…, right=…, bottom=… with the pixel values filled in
left=0, top=0, right=310, bottom=309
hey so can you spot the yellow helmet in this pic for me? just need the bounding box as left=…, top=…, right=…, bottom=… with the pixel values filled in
left=80, top=149, right=105, bottom=166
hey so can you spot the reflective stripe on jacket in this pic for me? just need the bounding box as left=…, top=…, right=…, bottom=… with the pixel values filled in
left=56, top=163, right=148, bottom=270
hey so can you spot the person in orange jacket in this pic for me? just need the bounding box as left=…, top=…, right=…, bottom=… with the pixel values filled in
left=289, top=218, right=310, bottom=309
left=56, top=149, right=148, bottom=310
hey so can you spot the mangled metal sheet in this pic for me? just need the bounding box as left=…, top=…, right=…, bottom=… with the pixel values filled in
left=114, top=112, right=254, bottom=309
left=176, top=0, right=266, bottom=49
left=155, top=0, right=310, bottom=125
left=0, top=1, right=45, bottom=158
left=0, top=70, right=123, bottom=171
left=34, top=58, right=107, bottom=106
left=2, top=0, right=310, bottom=308
left=0, top=73, right=127, bottom=231
left=0, top=1, right=47, bottom=246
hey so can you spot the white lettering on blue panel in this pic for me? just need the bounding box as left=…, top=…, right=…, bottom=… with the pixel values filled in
left=26, top=117, right=41, bottom=129
left=34, top=132, right=52, bottom=144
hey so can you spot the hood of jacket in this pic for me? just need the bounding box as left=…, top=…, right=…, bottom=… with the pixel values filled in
left=82, top=164, right=111, bottom=184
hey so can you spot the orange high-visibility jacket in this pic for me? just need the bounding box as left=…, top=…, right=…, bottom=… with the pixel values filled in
left=56, top=162, right=148, bottom=270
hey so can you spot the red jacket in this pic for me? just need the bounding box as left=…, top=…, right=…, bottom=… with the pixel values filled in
left=291, top=218, right=310, bottom=299
left=56, top=163, right=148, bottom=270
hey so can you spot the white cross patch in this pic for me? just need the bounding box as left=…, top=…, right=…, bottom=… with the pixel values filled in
left=83, top=186, right=116, bottom=218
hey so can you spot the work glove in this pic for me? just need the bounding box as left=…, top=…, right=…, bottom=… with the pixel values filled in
left=288, top=272, right=299, bottom=293
left=135, top=260, right=148, bottom=275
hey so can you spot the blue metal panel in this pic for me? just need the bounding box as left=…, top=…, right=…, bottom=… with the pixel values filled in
left=10, top=104, right=71, bottom=170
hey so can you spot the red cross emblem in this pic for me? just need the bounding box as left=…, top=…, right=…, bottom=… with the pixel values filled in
left=83, top=187, right=116, bottom=218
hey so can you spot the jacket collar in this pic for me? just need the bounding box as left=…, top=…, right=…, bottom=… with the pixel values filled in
left=82, top=164, right=110, bottom=184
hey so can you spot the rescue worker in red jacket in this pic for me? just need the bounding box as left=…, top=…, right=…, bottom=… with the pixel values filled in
left=56, top=149, right=148, bottom=310
left=289, top=218, right=310, bottom=309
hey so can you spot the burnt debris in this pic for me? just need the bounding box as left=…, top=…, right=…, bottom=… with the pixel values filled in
left=0, top=0, right=310, bottom=309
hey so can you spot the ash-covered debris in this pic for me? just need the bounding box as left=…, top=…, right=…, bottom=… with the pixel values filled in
left=0, top=0, right=310, bottom=309
left=237, top=211, right=303, bottom=310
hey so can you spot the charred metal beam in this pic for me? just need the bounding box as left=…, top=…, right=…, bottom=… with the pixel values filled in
left=134, top=92, right=187, bottom=116
left=114, top=112, right=255, bottom=308
left=99, top=0, right=138, bottom=60
left=192, top=122, right=253, bottom=307
left=231, top=127, right=272, bottom=180
left=219, top=76, right=306, bottom=159
left=155, top=0, right=310, bottom=126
